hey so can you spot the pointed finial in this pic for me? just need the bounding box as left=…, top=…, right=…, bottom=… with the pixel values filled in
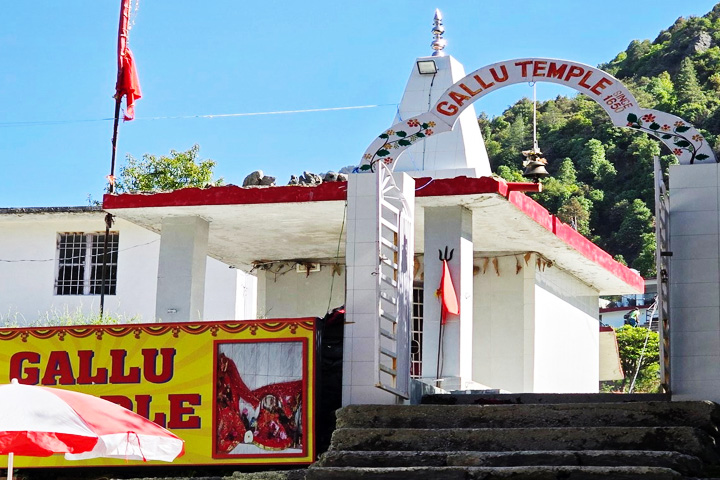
left=431, top=9, right=446, bottom=56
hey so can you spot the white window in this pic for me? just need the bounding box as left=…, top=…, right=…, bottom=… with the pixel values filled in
left=55, top=232, right=119, bottom=295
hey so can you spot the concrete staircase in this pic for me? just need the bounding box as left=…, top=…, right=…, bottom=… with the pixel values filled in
left=307, top=400, right=720, bottom=479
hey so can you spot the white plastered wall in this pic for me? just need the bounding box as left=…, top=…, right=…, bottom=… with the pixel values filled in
left=472, top=254, right=535, bottom=392
left=204, top=260, right=257, bottom=321
left=472, top=253, right=600, bottom=393
left=257, top=264, right=345, bottom=320
left=0, top=211, right=252, bottom=325
left=0, top=214, right=159, bottom=324
left=534, top=262, right=600, bottom=393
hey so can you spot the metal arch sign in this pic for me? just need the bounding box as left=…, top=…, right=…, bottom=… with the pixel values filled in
left=360, top=57, right=716, bottom=170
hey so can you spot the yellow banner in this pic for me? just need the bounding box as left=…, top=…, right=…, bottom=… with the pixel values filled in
left=0, top=319, right=315, bottom=468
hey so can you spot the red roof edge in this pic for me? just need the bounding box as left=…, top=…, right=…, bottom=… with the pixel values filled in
left=502, top=185, right=642, bottom=292
left=552, top=216, right=645, bottom=291
left=103, top=181, right=348, bottom=209
left=413, top=176, right=509, bottom=197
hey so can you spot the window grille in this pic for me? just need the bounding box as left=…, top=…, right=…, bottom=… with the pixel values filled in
left=411, top=286, right=424, bottom=378
left=55, top=232, right=119, bottom=295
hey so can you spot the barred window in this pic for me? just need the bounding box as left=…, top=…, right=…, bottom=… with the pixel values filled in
left=55, top=232, right=119, bottom=295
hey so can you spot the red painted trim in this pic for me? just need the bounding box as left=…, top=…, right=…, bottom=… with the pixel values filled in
left=599, top=325, right=614, bottom=332
left=507, top=190, right=554, bottom=232
left=413, top=176, right=509, bottom=197
left=552, top=217, right=644, bottom=291
left=102, top=176, right=516, bottom=208
left=506, top=182, right=542, bottom=193
left=103, top=182, right=348, bottom=209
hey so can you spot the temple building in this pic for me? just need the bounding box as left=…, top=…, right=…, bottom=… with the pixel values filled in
left=99, top=12, right=642, bottom=404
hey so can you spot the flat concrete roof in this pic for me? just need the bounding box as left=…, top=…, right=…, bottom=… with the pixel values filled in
left=102, top=176, right=644, bottom=295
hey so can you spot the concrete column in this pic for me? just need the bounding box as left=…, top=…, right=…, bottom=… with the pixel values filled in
left=155, top=216, right=209, bottom=323
left=343, top=172, right=415, bottom=406
left=422, top=206, right=473, bottom=391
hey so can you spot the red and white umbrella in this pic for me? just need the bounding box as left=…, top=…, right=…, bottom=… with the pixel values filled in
left=0, top=379, right=184, bottom=479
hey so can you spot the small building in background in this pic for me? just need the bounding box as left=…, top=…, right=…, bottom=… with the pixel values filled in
left=600, top=278, right=658, bottom=329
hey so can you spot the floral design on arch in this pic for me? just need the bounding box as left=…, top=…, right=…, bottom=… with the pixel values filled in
left=356, top=112, right=450, bottom=172
left=625, top=110, right=713, bottom=164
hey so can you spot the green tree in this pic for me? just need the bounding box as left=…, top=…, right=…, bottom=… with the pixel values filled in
left=634, top=233, right=658, bottom=277
left=558, top=196, right=592, bottom=235
left=675, top=57, right=709, bottom=122
left=115, top=145, right=223, bottom=193
left=578, top=139, right=616, bottom=185
left=645, top=71, right=676, bottom=111
left=601, top=325, right=660, bottom=393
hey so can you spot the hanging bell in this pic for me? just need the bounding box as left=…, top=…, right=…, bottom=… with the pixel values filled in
left=521, top=148, right=550, bottom=183
left=523, top=160, right=550, bottom=182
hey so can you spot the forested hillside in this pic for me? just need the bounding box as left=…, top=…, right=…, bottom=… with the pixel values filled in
left=484, top=3, right=720, bottom=277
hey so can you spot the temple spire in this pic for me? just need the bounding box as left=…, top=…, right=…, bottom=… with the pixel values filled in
left=431, top=9, right=446, bottom=56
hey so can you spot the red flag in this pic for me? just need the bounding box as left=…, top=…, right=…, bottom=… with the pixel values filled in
left=436, top=259, right=459, bottom=324
left=115, top=0, right=141, bottom=121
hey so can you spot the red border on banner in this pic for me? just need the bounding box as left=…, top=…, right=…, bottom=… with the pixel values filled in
left=211, top=337, right=310, bottom=460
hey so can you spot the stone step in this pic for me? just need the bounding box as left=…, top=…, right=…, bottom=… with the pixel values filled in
left=315, top=450, right=704, bottom=475
left=336, top=402, right=720, bottom=434
left=329, top=426, right=720, bottom=463
left=421, top=392, right=670, bottom=405
left=305, top=465, right=683, bottom=479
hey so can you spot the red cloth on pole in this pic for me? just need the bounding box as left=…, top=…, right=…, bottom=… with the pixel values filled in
left=437, top=259, right=459, bottom=324
left=115, top=0, right=141, bottom=121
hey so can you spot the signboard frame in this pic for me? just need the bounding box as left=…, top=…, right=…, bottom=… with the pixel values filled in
left=0, top=318, right=316, bottom=468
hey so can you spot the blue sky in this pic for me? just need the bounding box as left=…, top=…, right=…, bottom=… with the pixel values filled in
left=2, top=1, right=718, bottom=207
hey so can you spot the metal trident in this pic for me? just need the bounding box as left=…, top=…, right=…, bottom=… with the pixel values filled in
left=438, top=246, right=454, bottom=262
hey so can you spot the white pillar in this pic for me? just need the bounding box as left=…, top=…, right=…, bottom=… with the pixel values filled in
left=155, top=216, right=209, bottom=323
left=343, top=172, right=415, bottom=406
left=668, top=163, right=720, bottom=402
left=422, top=206, right=473, bottom=390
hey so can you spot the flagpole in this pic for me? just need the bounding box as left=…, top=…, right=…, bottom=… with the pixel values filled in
left=436, top=312, right=443, bottom=385
left=101, top=0, right=131, bottom=319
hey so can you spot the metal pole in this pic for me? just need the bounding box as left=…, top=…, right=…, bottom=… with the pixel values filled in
left=100, top=96, right=122, bottom=319
left=435, top=317, right=443, bottom=385
left=99, top=213, right=114, bottom=318
left=108, top=96, right=122, bottom=194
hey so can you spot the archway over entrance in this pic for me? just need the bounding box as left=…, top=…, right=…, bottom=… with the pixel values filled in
left=360, top=58, right=716, bottom=171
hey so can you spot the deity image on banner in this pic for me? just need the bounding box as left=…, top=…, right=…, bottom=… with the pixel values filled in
left=214, top=341, right=304, bottom=457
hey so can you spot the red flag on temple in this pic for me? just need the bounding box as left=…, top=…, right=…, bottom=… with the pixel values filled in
left=115, top=0, right=141, bottom=121
left=437, top=259, right=459, bottom=324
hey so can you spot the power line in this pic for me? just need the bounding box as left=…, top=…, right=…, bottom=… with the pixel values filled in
left=0, top=238, right=159, bottom=263
left=0, top=103, right=398, bottom=128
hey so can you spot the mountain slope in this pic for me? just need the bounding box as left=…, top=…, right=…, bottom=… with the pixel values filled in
left=482, top=3, right=720, bottom=276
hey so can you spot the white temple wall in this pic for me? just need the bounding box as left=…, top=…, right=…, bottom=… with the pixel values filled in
left=472, top=255, right=535, bottom=392
left=472, top=254, right=599, bottom=393
left=0, top=212, right=250, bottom=325
left=533, top=264, right=599, bottom=393
left=668, top=163, right=720, bottom=402
left=204, top=260, right=257, bottom=321
left=0, top=215, right=158, bottom=324
left=257, top=264, right=345, bottom=320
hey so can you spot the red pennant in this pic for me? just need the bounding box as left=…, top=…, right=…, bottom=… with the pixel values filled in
left=436, top=259, right=459, bottom=324
left=115, top=0, right=142, bottom=121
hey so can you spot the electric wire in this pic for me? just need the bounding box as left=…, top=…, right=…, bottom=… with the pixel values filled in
left=628, top=297, right=658, bottom=393
left=0, top=238, right=159, bottom=263
left=327, top=201, right=348, bottom=314
left=0, top=104, right=397, bottom=128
